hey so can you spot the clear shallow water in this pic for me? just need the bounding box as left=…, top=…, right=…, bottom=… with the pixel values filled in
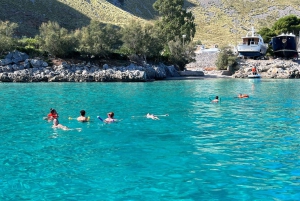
left=1, top=79, right=300, bottom=200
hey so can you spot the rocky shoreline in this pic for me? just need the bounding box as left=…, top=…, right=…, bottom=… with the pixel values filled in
left=0, top=51, right=181, bottom=82
left=232, top=58, right=300, bottom=79
left=2, top=51, right=300, bottom=82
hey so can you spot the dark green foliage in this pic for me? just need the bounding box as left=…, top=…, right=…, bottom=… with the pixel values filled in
left=76, top=20, right=121, bottom=58
left=16, top=37, right=41, bottom=56
left=272, top=15, right=300, bottom=35
left=153, top=0, right=196, bottom=68
left=153, top=0, right=196, bottom=44
left=215, top=46, right=237, bottom=70
left=193, top=40, right=202, bottom=46
left=168, top=36, right=195, bottom=70
left=0, top=21, right=18, bottom=55
left=258, top=27, right=275, bottom=43
left=38, top=21, right=78, bottom=57
left=120, top=20, right=163, bottom=62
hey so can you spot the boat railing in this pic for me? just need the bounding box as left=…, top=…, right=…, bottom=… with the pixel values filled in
left=238, top=41, right=259, bottom=45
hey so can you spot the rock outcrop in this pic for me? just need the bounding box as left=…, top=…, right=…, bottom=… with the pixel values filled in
left=232, top=58, right=300, bottom=79
left=0, top=51, right=181, bottom=82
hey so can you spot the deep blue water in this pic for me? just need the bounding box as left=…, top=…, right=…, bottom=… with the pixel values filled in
left=1, top=79, right=300, bottom=200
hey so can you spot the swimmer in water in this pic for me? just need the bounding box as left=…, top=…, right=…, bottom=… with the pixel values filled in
left=77, top=110, right=89, bottom=122
left=104, top=112, right=116, bottom=123
left=46, top=108, right=58, bottom=121
left=52, top=118, right=70, bottom=130
left=211, top=96, right=219, bottom=103
left=146, top=113, right=159, bottom=120
left=238, top=94, right=249, bottom=98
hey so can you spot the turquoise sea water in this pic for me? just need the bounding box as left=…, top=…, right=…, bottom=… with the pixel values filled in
left=1, top=79, right=300, bottom=200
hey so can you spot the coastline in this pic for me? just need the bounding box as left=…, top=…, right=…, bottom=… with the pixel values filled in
left=165, top=74, right=232, bottom=80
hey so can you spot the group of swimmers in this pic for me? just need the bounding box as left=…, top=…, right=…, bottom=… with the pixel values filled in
left=46, top=108, right=117, bottom=130
left=211, top=93, right=249, bottom=103
left=46, top=108, right=164, bottom=130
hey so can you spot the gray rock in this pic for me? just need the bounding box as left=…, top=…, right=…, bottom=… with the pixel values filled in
left=30, top=59, right=45, bottom=68
left=5, top=51, right=29, bottom=63
left=0, top=59, right=12, bottom=66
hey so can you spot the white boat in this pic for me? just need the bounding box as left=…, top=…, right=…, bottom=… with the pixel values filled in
left=237, top=27, right=268, bottom=58
left=248, top=73, right=261, bottom=78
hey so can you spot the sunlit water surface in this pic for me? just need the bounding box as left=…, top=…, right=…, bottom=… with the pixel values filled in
left=1, top=79, right=300, bottom=200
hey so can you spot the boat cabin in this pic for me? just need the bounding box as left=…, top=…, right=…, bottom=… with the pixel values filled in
left=242, top=37, right=260, bottom=45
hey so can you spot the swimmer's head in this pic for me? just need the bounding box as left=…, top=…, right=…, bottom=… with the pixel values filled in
left=80, top=110, right=86, bottom=116
left=50, top=108, right=57, bottom=114
left=108, top=112, right=114, bottom=118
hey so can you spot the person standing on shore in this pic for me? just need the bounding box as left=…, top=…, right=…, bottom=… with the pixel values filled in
left=252, top=66, right=257, bottom=75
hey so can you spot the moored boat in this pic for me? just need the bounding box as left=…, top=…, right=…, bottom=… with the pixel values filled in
left=248, top=66, right=261, bottom=78
left=237, top=27, right=268, bottom=58
left=270, top=33, right=298, bottom=58
left=248, top=74, right=261, bottom=78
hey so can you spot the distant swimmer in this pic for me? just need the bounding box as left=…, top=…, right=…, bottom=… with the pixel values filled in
left=146, top=113, right=159, bottom=120
left=238, top=94, right=249, bottom=98
left=211, top=96, right=219, bottom=103
left=104, top=112, right=116, bottom=123
left=52, top=118, right=70, bottom=130
left=77, top=110, right=89, bottom=122
left=46, top=108, right=58, bottom=121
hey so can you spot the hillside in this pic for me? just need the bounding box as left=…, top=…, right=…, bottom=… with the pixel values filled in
left=1, top=0, right=300, bottom=47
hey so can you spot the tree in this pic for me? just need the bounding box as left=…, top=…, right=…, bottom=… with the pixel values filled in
left=272, top=15, right=300, bottom=35
left=77, top=20, right=121, bottom=57
left=0, top=21, right=18, bottom=55
left=215, top=46, right=237, bottom=70
left=153, top=0, right=196, bottom=45
left=120, top=20, right=163, bottom=62
left=168, top=36, right=195, bottom=70
left=258, top=27, right=275, bottom=43
left=38, top=21, right=77, bottom=57
left=16, top=37, right=40, bottom=56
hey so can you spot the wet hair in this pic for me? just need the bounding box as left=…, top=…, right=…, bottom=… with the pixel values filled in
left=50, top=108, right=56, bottom=114
left=80, top=110, right=86, bottom=116
left=108, top=112, right=114, bottom=118
left=215, top=96, right=219, bottom=99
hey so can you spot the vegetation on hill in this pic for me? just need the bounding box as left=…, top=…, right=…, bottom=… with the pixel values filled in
left=0, top=0, right=196, bottom=70
left=1, top=0, right=300, bottom=47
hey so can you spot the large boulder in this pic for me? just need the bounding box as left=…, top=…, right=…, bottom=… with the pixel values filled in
left=5, top=51, right=29, bottom=63
left=0, top=58, right=12, bottom=66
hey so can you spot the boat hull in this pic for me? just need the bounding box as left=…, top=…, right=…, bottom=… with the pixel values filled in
left=248, top=74, right=261, bottom=78
left=271, top=35, right=298, bottom=58
left=237, top=44, right=267, bottom=57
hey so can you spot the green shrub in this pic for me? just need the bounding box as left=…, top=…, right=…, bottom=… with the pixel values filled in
left=216, top=46, right=237, bottom=70
left=0, top=21, right=18, bottom=55
left=16, top=37, right=41, bottom=56
left=38, top=21, right=78, bottom=57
